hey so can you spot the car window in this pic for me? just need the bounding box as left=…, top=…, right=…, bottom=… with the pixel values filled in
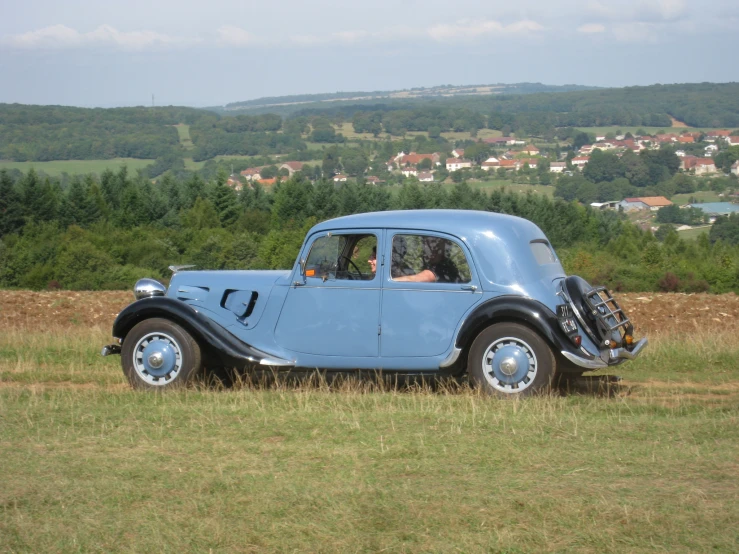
left=530, top=240, right=557, bottom=265
left=391, top=234, right=471, bottom=283
left=305, top=234, right=377, bottom=280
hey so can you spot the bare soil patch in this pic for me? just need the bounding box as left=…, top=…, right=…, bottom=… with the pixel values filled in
left=669, top=116, right=690, bottom=128
left=1, top=290, right=737, bottom=334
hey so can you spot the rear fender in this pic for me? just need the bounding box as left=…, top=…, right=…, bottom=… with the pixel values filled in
left=455, top=296, right=599, bottom=366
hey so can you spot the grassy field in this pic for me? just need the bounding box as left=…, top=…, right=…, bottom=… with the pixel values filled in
left=334, top=123, right=503, bottom=143
left=677, top=226, right=711, bottom=240
left=174, top=124, right=194, bottom=149
left=672, top=191, right=723, bottom=205
left=574, top=126, right=728, bottom=136
left=0, top=158, right=154, bottom=177
left=1, top=316, right=738, bottom=551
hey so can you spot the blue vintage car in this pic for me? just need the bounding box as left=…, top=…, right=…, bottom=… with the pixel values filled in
left=102, top=209, right=647, bottom=395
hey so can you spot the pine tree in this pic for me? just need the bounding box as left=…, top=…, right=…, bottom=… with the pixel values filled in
left=0, top=170, right=24, bottom=236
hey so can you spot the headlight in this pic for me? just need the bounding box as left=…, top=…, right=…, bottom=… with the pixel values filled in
left=134, top=278, right=166, bottom=300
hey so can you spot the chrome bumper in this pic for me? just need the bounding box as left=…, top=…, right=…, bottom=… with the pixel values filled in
left=101, top=344, right=121, bottom=357
left=561, top=337, right=648, bottom=370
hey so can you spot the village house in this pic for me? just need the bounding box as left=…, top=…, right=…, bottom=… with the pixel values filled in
left=572, top=156, right=590, bottom=168
left=619, top=196, right=673, bottom=212
left=590, top=201, right=620, bottom=210
left=725, top=136, right=739, bottom=147
left=481, top=157, right=500, bottom=171
left=732, top=161, right=739, bottom=176
left=451, top=148, right=465, bottom=158
left=279, top=161, right=304, bottom=176
left=365, top=176, right=383, bottom=185
left=521, top=144, right=539, bottom=156
left=401, top=167, right=418, bottom=178
left=257, top=178, right=277, bottom=187
left=682, top=156, right=716, bottom=175
left=240, top=167, right=264, bottom=181
left=446, top=158, right=473, bottom=171
left=332, top=174, right=348, bottom=183
left=388, top=152, right=441, bottom=170
left=418, top=171, right=434, bottom=182
left=549, top=161, right=567, bottom=173
left=226, top=175, right=243, bottom=191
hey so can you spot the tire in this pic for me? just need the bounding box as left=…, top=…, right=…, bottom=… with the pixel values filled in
left=121, top=318, right=202, bottom=390
left=468, top=322, right=555, bottom=397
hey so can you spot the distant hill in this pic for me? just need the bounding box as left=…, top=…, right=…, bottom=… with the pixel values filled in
left=209, top=83, right=599, bottom=116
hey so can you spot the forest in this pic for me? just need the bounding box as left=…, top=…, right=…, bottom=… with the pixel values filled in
left=1, top=168, right=738, bottom=294
left=2, top=82, right=739, bottom=164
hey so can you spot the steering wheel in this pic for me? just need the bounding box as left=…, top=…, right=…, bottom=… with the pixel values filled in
left=338, top=256, right=365, bottom=280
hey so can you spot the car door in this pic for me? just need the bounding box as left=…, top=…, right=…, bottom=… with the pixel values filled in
left=379, top=231, right=482, bottom=358
left=275, top=230, right=381, bottom=357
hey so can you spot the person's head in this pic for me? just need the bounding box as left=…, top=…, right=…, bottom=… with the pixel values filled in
left=368, top=246, right=377, bottom=273
left=424, top=237, right=445, bottom=262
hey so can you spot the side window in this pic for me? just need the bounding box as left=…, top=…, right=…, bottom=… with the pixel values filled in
left=305, top=234, right=378, bottom=281
left=391, top=234, right=471, bottom=283
left=530, top=240, right=557, bottom=265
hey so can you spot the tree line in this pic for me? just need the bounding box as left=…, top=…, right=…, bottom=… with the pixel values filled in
left=1, top=167, right=738, bottom=293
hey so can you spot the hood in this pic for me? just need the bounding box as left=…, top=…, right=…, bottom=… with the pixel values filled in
left=168, top=270, right=291, bottom=294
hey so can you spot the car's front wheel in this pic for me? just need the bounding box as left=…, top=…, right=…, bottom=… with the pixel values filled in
left=468, top=322, right=555, bottom=396
left=121, top=318, right=202, bottom=390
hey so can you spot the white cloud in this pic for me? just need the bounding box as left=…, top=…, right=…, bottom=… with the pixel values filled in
left=577, top=23, right=606, bottom=34
left=427, top=19, right=543, bottom=41
left=217, top=25, right=254, bottom=46
left=4, top=24, right=180, bottom=50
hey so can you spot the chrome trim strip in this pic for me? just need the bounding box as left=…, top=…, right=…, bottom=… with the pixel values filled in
left=560, top=350, right=608, bottom=369
left=259, top=357, right=296, bottom=367
left=439, top=347, right=462, bottom=368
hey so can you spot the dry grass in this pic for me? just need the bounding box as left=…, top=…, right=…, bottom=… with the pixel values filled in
left=1, top=304, right=739, bottom=551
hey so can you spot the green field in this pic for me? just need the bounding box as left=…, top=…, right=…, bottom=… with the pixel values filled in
left=672, top=191, right=723, bottom=205
left=677, top=226, right=711, bottom=240
left=574, top=126, right=729, bottom=136
left=2, top=322, right=738, bottom=552
left=0, top=158, right=154, bottom=177
left=334, top=122, right=504, bottom=143
left=174, top=124, right=194, bottom=149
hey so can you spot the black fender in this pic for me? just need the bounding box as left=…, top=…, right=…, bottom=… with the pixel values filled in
left=455, top=295, right=597, bottom=362
left=112, top=297, right=277, bottom=366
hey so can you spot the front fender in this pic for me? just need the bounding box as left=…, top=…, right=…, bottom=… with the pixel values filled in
left=455, top=295, right=598, bottom=363
left=112, top=297, right=293, bottom=367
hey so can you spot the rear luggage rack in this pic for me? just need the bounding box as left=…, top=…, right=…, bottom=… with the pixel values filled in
left=583, top=286, right=634, bottom=345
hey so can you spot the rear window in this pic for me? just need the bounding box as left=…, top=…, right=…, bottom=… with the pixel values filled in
left=530, top=240, right=557, bottom=265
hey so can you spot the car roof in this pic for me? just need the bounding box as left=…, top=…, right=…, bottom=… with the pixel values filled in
left=310, top=209, right=535, bottom=237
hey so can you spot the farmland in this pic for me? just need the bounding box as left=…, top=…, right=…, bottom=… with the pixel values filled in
left=1, top=291, right=738, bottom=552
left=0, top=158, right=155, bottom=177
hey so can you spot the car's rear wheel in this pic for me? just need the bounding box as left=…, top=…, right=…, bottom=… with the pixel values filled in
left=121, top=318, right=202, bottom=390
left=468, top=322, right=555, bottom=396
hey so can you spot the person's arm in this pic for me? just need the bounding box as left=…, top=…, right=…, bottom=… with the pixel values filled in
left=393, top=269, right=436, bottom=283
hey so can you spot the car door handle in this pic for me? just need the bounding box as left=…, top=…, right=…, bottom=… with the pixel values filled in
left=461, top=285, right=478, bottom=292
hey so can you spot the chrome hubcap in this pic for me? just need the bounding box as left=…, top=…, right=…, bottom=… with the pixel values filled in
left=132, top=332, right=183, bottom=386
left=482, top=336, right=538, bottom=393
left=499, top=357, right=518, bottom=376
left=148, top=352, right=164, bottom=369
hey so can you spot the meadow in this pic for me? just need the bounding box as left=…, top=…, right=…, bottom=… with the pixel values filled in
left=0, top=158, right=154, bottom=177
left=1, top=291, right=738, bottom=552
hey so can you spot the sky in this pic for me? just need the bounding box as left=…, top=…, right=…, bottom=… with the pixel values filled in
left=1, top=0, right=737, bottom=108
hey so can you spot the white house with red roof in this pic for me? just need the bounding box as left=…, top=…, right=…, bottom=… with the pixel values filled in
left=451, top=148, right=465, bottom=158
left=521, top=144, right=539, bottom=155
left=446, top=158, right=473, bottom=171
left=572, top=156, right=590, bottom=167
left=549, top=161, right=567, bottom=173
left=417, top=171, right=434, bottom=182
left=732, top=161, right=739, bottom=176
left=240, top=167, right=265, bottom=181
